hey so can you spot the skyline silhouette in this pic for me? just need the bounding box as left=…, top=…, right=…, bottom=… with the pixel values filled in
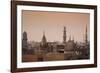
left=22, top=10, right=90, bottom=42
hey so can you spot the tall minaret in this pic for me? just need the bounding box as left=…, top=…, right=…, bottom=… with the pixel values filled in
left=41, top=31, right=47, bottom=45
left=63, top=26, right=66, bottom=44
left=85, top=25, right=88, bottom=44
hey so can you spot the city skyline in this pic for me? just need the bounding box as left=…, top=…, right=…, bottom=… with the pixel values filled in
left=22, top=10, right=90, bottom=42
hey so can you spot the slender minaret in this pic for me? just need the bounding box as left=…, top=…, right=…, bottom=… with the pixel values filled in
left=85, top=25, right=88, bottom=44
left=42, top=31, right=47, bottom=45
left=63, top=26, right=66, bottom=44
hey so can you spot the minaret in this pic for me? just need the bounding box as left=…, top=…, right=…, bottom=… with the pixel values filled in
left=23, top=31, right=28, bottom=41
left=22, top=31, right=28, bottom=54
left=41, top=31, right=47, bottom=45
left=85, top=25, right=88, bottom=44
left=63, top=26, right=66, bottom=44
left=22, top=31, right=28, bottom=48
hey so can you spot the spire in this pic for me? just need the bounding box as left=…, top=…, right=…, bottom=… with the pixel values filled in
left=63, top=26, right=66, bottom=44
left=42, top=31, right=47, bottom=45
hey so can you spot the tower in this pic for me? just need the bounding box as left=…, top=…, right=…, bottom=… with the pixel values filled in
left=63, top=26, right=66, bottom=44
left=72, top=36, right=74, bottom=42
left=41, top=31, right=47, bottom=45
left=22, top=31, right=28, bottom=48
left=22, top=31, right=28, bottom=54
left=85, top=25, right=88, bottom=44
left=23, top=31, right=28, bottom=41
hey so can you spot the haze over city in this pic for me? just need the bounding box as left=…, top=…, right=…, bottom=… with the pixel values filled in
left=22, top=10, right=90, bottom=42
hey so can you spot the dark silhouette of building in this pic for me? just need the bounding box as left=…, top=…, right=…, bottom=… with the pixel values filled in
left=22, top=31, right=34, bottom=55
left=22, top=25, right=90, bottom=62
left=85, top=25, right=88, bottom=44
left=41, top=31, right=47, bottom=46
left=63, top=26, right=67, bottom=44
left=22, top=31, right=28, bottom=55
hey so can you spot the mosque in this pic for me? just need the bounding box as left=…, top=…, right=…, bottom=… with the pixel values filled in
left=22, top=26, right=89, bottom=61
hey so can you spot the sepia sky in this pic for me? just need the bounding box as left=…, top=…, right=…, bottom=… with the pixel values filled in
left=22, top=10, right=90, bottom=42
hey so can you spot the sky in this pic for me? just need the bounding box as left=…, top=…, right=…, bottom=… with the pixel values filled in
left=22, top=10, right=90, bottom=42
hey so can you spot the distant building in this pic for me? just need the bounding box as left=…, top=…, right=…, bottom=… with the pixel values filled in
left=22, top=31, right=34, bottom=55
left=22, top=25, right=89, bottom=62
left=63, top=26, right=67, bottom=44
left=22, top=31, right=28, bottom=55
left=85, top=25, right=88, bottom=44
left=62, top=26, right=76, bottom=52
left=22, top=31, right=28, bottom=49
left=41, top=31, right=47, bottom=46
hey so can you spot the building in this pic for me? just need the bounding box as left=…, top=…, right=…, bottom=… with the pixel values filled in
left=63, top=26, right=67, bottom=44
left=22, top=31, right=34, bottom=55
left=22, top=31, right=28, bottom=55
left=22, top=25, right=89, bottom=62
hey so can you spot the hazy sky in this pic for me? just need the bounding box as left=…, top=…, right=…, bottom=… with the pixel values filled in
left=22, top=10, right=90, bottom=42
